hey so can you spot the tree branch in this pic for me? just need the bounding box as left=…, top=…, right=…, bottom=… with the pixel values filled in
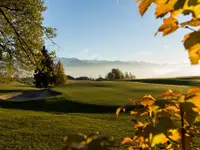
left=0, top=5, right=23, bottom=12
left=184, top=26, right=197, bottom=32
left=0, top=7, right=37, bottom=66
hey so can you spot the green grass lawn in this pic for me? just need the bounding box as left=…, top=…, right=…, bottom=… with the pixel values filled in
left=54, top=80, right=193, bottom=106
left=0, top=80, right=197, bottom=150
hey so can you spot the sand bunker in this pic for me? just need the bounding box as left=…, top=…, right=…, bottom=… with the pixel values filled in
left=0, top=90, right=60, bottom=101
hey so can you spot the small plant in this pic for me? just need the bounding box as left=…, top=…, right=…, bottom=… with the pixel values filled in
left=116, top=88, right=200, bottom=150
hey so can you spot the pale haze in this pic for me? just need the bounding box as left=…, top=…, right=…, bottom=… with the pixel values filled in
left=43, top=0, right=200, bottom=78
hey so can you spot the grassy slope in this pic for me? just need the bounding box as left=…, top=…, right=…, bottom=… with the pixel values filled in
left=54, top=80, right=192, bottom=106
left=0, top=80, right=196, bottom=150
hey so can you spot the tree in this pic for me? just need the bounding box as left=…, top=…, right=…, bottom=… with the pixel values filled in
left=34, top=46, right=56, bottom=88
left=107, top=72, right=116, bottom=80
left=0, top=0, right=56, bottom=72
left=133, top=0, right=200, bottom=65
left=124, top=71, right=129, bottom=80
left=129, top=72, right=136, bottom=79
left=111, top=68, right=124, bottom=80
left=54, top=60, right=67, bottom=86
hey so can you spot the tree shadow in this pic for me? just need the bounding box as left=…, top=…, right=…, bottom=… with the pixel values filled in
left=131, top=79, right=199, bottom=86
left=0, top=97, right=124, bottom=114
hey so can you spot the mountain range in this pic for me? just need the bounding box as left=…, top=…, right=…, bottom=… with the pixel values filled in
left=59, top=57, right=200, bottom=79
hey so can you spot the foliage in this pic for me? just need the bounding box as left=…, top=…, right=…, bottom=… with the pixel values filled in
left=54, top=60, right=67, bottom=86
left=106, top=68, right=124, bottom=80
left=116, top=88, right=200, bottom=149
left=0, top=0, right=56, bottom=72
left=133, top=0, right=200, bottom=64
left=62, top=132, right=117, bottom=150
left=34, top=46, right=56, bottom=88
left=107, top=72, right=116, bottom=80
left=124, top=72, right=136, bottom=80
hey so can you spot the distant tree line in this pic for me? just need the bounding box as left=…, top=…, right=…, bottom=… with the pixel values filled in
left=105, top=68, right=135, bottom=80
left=67, top=68, right=136, bottom=81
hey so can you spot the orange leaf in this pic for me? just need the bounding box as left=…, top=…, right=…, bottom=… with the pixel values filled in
left=130, top=111, right=138, bottom=115
left=166, top=105, right=179, bottom=112
left=174, top=113, right=181, bottom=118
left=122, top=137, right=133, bottom=144
left=155, top=17, right=179, bottom=36
left=116, top=107, right=122, bottom=117
left=140, top=99, right=155, bottom=106
left=187, top=88, right=200, bottom=97
left=128, top=146, right=134, bottom=150
left=137, top=0, right=154, bottom=16
left=140, top=94, right=155, bottom=106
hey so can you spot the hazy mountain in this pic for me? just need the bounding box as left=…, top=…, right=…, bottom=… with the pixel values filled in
left=58, top=57, right=200, bottom=79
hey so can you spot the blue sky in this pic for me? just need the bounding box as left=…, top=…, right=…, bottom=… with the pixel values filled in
left=43, top=0, right=191, bottom=64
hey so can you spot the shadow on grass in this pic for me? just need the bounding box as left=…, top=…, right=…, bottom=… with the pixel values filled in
left=0, top=93, right=127, bottom=114
left=130, top=79, right=199, bottom=86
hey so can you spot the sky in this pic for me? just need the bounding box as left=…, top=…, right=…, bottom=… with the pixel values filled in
left=43, top=0, right=192, bottom=64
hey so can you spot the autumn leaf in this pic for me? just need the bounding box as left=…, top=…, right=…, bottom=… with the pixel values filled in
left=182, top=30, right=200, bottom=64
left=158, top=89, right=182, bottom=99
left=128, top=146, right=134, bottom=150
left=174, top=113, right=181, bottom=118
left=136, top=0, right=154, bottom=16
left=140, top=94, right=156, bottom=106
left=187, top=95, right=200, bottom=108
left=188, top=0, right=200, bottom=6
left=166, top=105, right=179, bottom=112
left=187, top=88, right=200, bottom=98
left=150, top=133, right=168, bottom=147
left=168, top=129, right=181, bottom=141
left=130, top=111, right=138, bottom=115
left=181, top=18, right=200, bottom=27
left=174, top=0, right=187, bottom=12
left=155, top=0, right=177, bottom=18
left=116, top=107, right=122, bottom=117
left=155, top=17, right=179, bottom=36
left=122, top=137, right=133, bottom=144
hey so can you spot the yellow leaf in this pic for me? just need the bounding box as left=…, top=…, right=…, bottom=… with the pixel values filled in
left=122, top=137, right=133, bottom=144
left=187, top=95, right=200, bottom=108
left=155, top=17, right=179, bottom=36
left=151, top=133, right=168, bottom=147
left=181, top=18, right=200, bottom=27
left=137, top=0, right=154, bottom=16
left=155, top=0, right=177, bottom=18
left=182, top=30, right=200, bottom=64
left=168, top=129, right=181, bottom=141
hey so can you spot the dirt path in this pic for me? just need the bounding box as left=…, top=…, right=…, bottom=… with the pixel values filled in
left=0, top=90, right=60, bottom=101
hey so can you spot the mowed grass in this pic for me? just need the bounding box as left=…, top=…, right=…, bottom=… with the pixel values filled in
left=54, top=80, right=193, bottom=106
left=0, top=108, right=133, bottom=150
left=0, top=80, right=197, bottom=150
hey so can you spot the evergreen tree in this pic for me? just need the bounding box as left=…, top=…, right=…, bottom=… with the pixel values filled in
left=55, top=60, right=67, bottom=86
left=34, top=46, right=56, bottom=88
